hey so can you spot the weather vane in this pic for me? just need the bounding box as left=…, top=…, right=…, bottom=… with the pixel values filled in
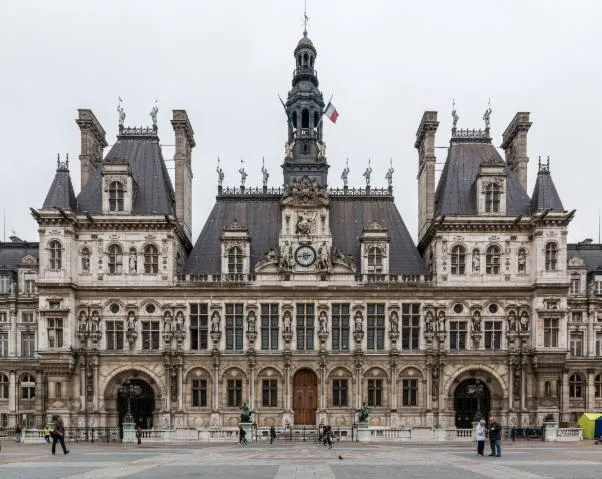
left=303, top=0, right=309, bottom=35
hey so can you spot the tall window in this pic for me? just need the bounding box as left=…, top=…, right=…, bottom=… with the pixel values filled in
left=569, top=373, right=583, bottom=398
left=332, top=379, right=348, bottom=407
left=543, top=319, right=559, bottom=347
left=108, top=244, right=123, bottom=274
left=595, top=277, right=602, bottom=296
left=141, top=321, right=160, bottom=350
left=596, top=333, right=602, bottom=356
left=49, top=240, right=62, bottom=269
left=21, top=374, right=35, bottom=399
left=595, top=375, right=602, bottom=399
left=55, top=382, right=62, bottom=398
left=190, top=303, right=209, bottom=351
left=227, top=379, right=242, bottom=407
left=21, top=332, right=35, bottom=357
left=484, top=321, right=502, bottom=350
left=0, top=332, right=8, bottom=358
left=451, top=245, right=466, bottom=275
left=262, top=379, right=278, bottom=407
left=367, top=247, right=383, bottom=273
left=0, top=275, right=10, bottom=294
left=484, top=183, right=500, bottom=213
left=545, top=243, right=558, bottom=271
left=228, top=247, right=243, bottom=274
left=225, top=304, right=244, bottom=350
left=486, top=245, right=501, bottom=274
left=0, top=311, right=7, bottom=322
left=544, top=381, right=552, bottom=397
left=109, top=181, right=124, bottom=211
left=106, top=321, right=124, bottom=350
left=402, top=379, right=418, bottom=406
left=0, top=373, right=8, bottom=398
left=569, top=276, right=581, bottom=294
left=569, top=333, right=583, bottom=357
left=367, top=379, right=382, bottom=407
left=367, top=304, right=385, bottom=350
left=401, top=304, right=420, bottom=351
left=331, top=303, right=350, bottom=351
left=143, top=244, right=159, bottom=274
left=47, top=318, right=63, bottom=348
left=192, top=379, right=207, bottom=407
left=261, top=304, right=279, bottom=350
left=22, top=312, right=34, bottom=323
left=449, top=321, right=467, bottom=350
left=24, top=279, right=35, bottom=293
left=296, top=303, right=314, bottom=350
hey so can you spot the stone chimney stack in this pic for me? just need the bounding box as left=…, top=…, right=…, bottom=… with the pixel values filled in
left=76, top=109, right=107, bottom=189
left=501, top=112, right=532, bottom=192
left=415, top=111, right=439, bottom=242
left=171, top=110, right=195, bottom=241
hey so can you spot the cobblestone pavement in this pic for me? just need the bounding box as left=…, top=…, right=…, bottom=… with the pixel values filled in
left=1, top=439, right=601, bottom=478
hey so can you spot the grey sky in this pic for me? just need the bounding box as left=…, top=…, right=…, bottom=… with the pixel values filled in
left=1, top=0, right=601, bottom=244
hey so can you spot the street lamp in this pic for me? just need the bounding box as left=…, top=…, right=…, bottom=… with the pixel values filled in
left=473, top=379, right=484, bottom=422
left=119, top=376, right=142, bottom=424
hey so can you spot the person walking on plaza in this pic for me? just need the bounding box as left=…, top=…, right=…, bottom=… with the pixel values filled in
left=43, top=425, right=51, bottom=444
left=238, top=425, right=247, bottom=444
left=51, top=416, right=69, bottom=455
left=269, top=425, right=276, bottom=444
left=488, top=420, right=502, bottom=457
left=15, top=424, right=21, bottom=443
left=475, top=419, right=486, bottom=456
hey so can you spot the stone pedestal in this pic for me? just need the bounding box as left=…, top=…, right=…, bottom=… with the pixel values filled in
left=122, top=422, right=136, bottom=443
left=434, top=427, right=446, bottom=441
left=543, top=421, right=558, bottom=442
left=239, top=422, right=253, bottom=443
left=357, top=422, right=370, bottom=443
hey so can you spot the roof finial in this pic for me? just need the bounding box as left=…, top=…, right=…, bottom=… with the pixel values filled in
left=385, top=158, right=394, bottom=189
left=216, top=157, right=224, bottom=187
left=483, top=98, right=492, bottom=130
left=150, top=99, right=158, bottom=130
left=65, top=153, right=69, bottom=169
left=363, top=158, right=372, bottom=188
left=303, top=0, right=309, bottom=36
left=341, top=158, right=350, bottom=187
left=451, top=98, right=459, bottom=130
left=239, top=158, right=247, bottom=188
left=261, top=156, right=269, bottom=187
left=117, top=96, right=126, bottom=130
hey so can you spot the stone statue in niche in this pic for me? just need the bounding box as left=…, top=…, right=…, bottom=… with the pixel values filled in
left=519, top=311, right=529, bottom=332
left=211, top=311, right=221, bottom=332
left=129, top=249, right=137, bottom=273
left=81, top=250, right=90, bottom=272
left=175, top=311, right=184, bottom=331
left=283, top=311, right=292, bottom=332
left=247, top=311, right=256, bottom=333
left=432, top=365, right=439, bottom=397
left=163, top=311, right=173, bottom=333
left=127, top=311, right=136, bottom=331
left=472, top=249, right=480, bottom=272
left=471, top=310, right=482, bottom=332
left=424, top=311, right=435, bottom=333
left=296, top=214, right=311, bottom=235
left=390, top=310, right=399, bottom=333
left=317, top=242, right=330, bottom=271
left=507, top=311, right=517, bottom=332
left=437, top=311, right=446, bottom=331
left=318, top=311, right=327, bottom=333
left=354, top=311, right=363, bottom=333
left=78, top=311, right=88, bottom=332
left=90, top=311, right=100, bottom=332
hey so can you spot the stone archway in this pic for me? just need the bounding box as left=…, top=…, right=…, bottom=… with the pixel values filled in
left=453, top=378, right=491, bottom=428
left=293, top=369, right=318, bottom=425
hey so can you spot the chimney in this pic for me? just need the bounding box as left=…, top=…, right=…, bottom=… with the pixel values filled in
left=501, top=112, right=531, bottom=192
left=415, top=111, right=439, bottom=241
left=171, top=110, right=195, bottom=240
left=76, top=109, right=107, bottom=189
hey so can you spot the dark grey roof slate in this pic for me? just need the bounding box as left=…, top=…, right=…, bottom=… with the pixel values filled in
left=567, top=244, right=602, bottom=273
left=43, top=167, right=77, bottom=211
left=0, top=242, right=39, bottom=272
left=530, top=171, right=564, bottom=212
left=435, top=142, right=531, bottom=216
left=77, top=136, right=175, bottom=215
left=183, top=194, right=426, bottom=275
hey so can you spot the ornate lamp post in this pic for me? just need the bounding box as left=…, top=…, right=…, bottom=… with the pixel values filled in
left=119, top=376, right=142, bottom=442
left=473, top=379, right=484, bottom=422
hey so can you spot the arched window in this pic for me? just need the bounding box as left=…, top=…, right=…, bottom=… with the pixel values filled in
left=228, top=247, right=243, bottom=274
left=313, top=111, right=319, bottom=129
left=545, top=243, right=558, bottom=271
left=292, top=111, right=298, bottom=129
left=49, top=240, right=62, bottom=269
left=569, top=373, right=583, bottom=398
left=0, top=373, right=8, bottom=399
left=485, top=245, right=501, bottom=274
left=484, top=183, right=500, bottom=213
left=303, top=53, right=308, bottom=66
left=144, top=244, right=159, bottom=274
left=595, top=374, right=602, bottom=398
left=108, top=244, right=123, bottom=274
left=310, top=55, right=314, bottom=67
left=109, top=181, right=124, bottom=212
left=301, top=109, right=309, bottom=129
left=297, top=54, right=301, bottom=67
left=21, top=374, right=35, bottom=399
left=367, top=247, right=383, bottom=273
left=544, top=381, right=552, bottom=397
left=451, top=245, right=466, bottom=275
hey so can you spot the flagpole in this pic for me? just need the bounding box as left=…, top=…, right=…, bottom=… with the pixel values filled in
left=317, top=94, right=334, bottom=129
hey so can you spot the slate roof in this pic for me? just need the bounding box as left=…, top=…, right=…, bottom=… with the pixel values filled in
left=0, top=241, right=39, bottom=272
left=567, top=244, right=602, bottom=273
left=530, top=170, right=564, bottom=212
left=43, top=165, right=77, bottom=211
left=76, top=135, right=175, bottom=215
left=435, top=141, right=531, bottom=216
left=183, top=194, right=426, bottom=275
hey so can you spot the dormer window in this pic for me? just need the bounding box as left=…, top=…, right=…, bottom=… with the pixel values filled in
left=451, top=245, right=466, bottom=275
left=49, top=240, right=62, bottom=269
left=108, top=244, right=123, bottom=274
left=367, top=247, right=383, bottom=273
left=143, top=244, right=159, bottom=274
left=228, top=246, right=243, bottom=273
left=109, top=181, right=124, bottom=211
left=545, top=243, right=557, bottom=271
left=486, top=245, right=501, bottom=274
left=484, top=183, right=500, bottom=212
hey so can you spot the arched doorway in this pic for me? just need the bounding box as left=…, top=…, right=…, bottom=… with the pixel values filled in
left=293, top=369, right=317, bottom=425
left=117, top=378, right=155, bottom=429
left=454, top=378, right=491, bottom=428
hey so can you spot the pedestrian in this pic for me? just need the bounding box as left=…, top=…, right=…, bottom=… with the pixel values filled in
left=136, top=426, right=142, bottom=445
left=51, top=416, right=69, bottom=455
left=324, top=425, right=333, bottom=449
left=43, top=425, right=51, bottom=444
left=487, top=420, right=495, bottom=456
left=269, top=425, right=276, bottom=444
left=238, top=425, right=247, bottom=444
left=489, top=420, right=502, bottom=457
left=475, top=419, right=486, bottom=456
left=15, top=424, right=21, bottom=443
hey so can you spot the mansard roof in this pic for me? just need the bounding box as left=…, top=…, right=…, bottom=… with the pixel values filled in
left=77, top=132, right=176, bottom=215
left=567, top=243, right=602, bottom=273
left=530, top=168, right=564, bottom=212
left=435, top=141, right=531, bottom=216
left=43, top=162, right=77, bottom=211
left=183, top=190, right=426, bottom=275
left=0, top=241, right=39, bottom=272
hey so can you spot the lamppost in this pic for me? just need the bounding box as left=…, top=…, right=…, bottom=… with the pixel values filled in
left=473, top=379, right=484, bottom=422
left=119, top=376, right=142, bottom=424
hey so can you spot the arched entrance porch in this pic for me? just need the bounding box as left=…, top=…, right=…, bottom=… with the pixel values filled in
left=293, top=369, right=318, bottom=425
left=454, top=378, right=491, bottom=428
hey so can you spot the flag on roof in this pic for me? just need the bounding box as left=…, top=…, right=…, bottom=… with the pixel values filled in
left=324, top=102, right=339, bottom=123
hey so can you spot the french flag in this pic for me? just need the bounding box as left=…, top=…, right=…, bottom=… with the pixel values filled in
left=324, top=102, right=339, bottom=123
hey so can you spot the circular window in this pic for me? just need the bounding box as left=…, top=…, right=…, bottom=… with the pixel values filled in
left=453, top=304, right=463, bottom=314
left=109, top=303, right=120, bottom=314
left=145, top=303, right=156, bottom=314
left=488, top=304, right=499, bottom=314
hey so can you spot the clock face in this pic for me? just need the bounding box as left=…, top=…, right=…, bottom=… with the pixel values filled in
left=295, top=246, right=316, bottom=267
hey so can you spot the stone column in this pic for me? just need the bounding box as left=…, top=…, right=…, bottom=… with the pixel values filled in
left=248, top=361, right=255, bottom=410
left=177, top=363, right=184, bottom=411
left=10, top=310, right=17, bottom=357
left=587, top=369, right=595, bottom=411
left=389, top=359, right=398, bottom=410
left=164, top=362, right=171, bottom=411
left=8, top=370, right=16, bottom=413
left=425, top=364, right=432, bottom=410
left=319, top=363, right=326, bottom=411
left=587, top=314, right=595, bottom=357
left=283, top=359, right=291, bottom=411
left=212, top=353, right=220, bottom=411
left=561, top=370, right=569, bottom=421
left=437, top=362, right=445, bottom=412
left=92, top=358, right=99, bottom=412
left=355, top=365, right=362, bottom=409
left=520, top=366, right=527, bottom=411
left=35, top=370, right=44, bottom=420
left=79, top=363, right=86, bottom=412
left=507, top=361, right=513, bottom=410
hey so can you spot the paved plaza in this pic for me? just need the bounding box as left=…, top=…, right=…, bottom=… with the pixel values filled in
left=0, top=439, right=600, bottom=478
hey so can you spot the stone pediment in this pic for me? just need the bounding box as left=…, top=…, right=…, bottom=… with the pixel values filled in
left=281, top=176, right=329, bottom=207
left=20, top=254, right=37, bottom=265
left=568, top=256, right=585, bottom=267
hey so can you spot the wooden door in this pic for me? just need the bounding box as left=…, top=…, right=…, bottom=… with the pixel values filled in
left=293, top=370, right=317, bottom=425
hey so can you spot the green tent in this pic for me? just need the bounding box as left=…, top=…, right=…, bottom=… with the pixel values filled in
left=578, top=413, right=602, bottom=439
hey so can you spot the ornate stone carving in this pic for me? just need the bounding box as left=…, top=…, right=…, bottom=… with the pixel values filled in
left=285, top=176, right=327, bottom=203
left=471, top=310, right=482, bottom=332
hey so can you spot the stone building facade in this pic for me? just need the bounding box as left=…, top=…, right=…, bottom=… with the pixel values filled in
left=1, top=30, right=602, bottom=432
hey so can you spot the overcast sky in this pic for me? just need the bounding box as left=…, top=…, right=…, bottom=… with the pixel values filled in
left=1, top=0, right=601, bottom=244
